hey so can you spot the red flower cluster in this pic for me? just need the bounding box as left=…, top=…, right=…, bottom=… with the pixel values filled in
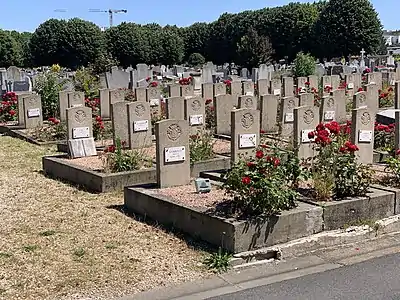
left=256, top=150, right=264, bottom=159
left=242, top=176, right=251, bottom=185
left=396, top=149, right=400, bottom=156
left=104, top=145, right=116, bottom=153
left=338, top=81, right=347, bottom=90
left=305, top=81, right=310, bottom=86
left=379, top=92, right=389, bottom=99
left=0, top=92, right=18, bottom=121
left=340, top=120, right=352, bottom=135
left=95, top=116, right=105, bottom=130
left=266, top=155, right=280, bottom=167
left=179, top=77, right=193, bottom=85
left=48, top=117, right=60, bottom=125
left=358, top=88, right=364, bottom=92
left=149, top=81, right=158, bottom=87
left=205, top=99, right=212, bottom=105
left=146, top=76, right=151, bottom=82
left=309, top=123, right=332, bottom=146
left=339, top=141, right=359, bottom=153
left=324, top=85, right=333, bottom=93
left=85, top=98, right=100, bottom=114
left=388, top=87, right=394, bottom=92
left=374, top=122, right=394, bottom=133
left=223, top=80, right=232, bottom=86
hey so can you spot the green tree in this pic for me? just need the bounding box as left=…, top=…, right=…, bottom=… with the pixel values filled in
left=105, top=23, right=149, bottom=68
left=187, top=53, right=206, bottom=67
left=30, top=19, right=68, bottom=67
left=314, top=0, right=383, bottom=58
left=159, top=27, right=184, bottom=65
left=183, top=22, right=210, bottom=59
left=0, top=30, right=22, bottom=67
left=293, top=52, right=316, bottom=77
left=236, top=28, right=273, bottom=69
left=4, top=31, right=32, bottom=67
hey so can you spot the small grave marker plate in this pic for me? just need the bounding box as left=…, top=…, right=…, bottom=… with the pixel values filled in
left=391, top=80, right=396, bottom=86
left=71, top=104, right=83, bottom=108
left=370, top=81, right=376, bottom=85
left=324, top=111, right=335, bottom=121
left=273, top=89, right=281, bottom=96
left=150, top=99, right=159, bottom=106
left=189, top=114, right=204, bottom=126
left=301, top=129, right=315, bottom=143
left=133, top=120, right=149, bottom=132
left=165, top=146, right=185, bottom=163
left=73, top=127, right=90, bottom=139
left=239, top=134, right=256, bottom=149
left=285, top=113, right=294, bottom=122
left=358, top=130, right=372, bottom=143
left=347, top=83, right=354, bottom=89
left=27, top=108, right=40, bottom=118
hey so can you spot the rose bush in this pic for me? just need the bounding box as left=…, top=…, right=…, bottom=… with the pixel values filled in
left=0, top=92, right=18, bottom=122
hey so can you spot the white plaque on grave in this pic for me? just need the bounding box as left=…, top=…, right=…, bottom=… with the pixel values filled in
left=245, top=92, right=254, bottom=96
left=358, top=130, right=372, bottom=143
left=273, top=89, right=281, bottom=96
left=71, top=104, right=83, bottom=108
left=72, top=127, right=90, bottom=139
left=150, top=99, right=159, bottom=106
left=165, top=146, right=185, bottom=163
left=370, top=81, right=376, bottom=85
left=239, top=134, right=256, bottom=149
left=27, top=108, right=40, bottom=118
left=347, top=83, right=354, bottom=89
left=133, top=120, right=149, bottom=132
left=189, top=114, right=204, bottom=126
left=301, top=129, right=315, bottom=143
left=324, top=111, right=335, bottom=121
left=285, top=113, right=294, bottom=122
left=391, top=80, right=396, bottom=86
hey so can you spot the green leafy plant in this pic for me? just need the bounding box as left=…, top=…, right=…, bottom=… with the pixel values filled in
left=34, top=71, right=66, bottom=119
left=385, top=151, right=400, bottom=187
left=203, top=247, right=232, bottom=273
left=73, top=67, right=99, bottom=100
left=205, top=99, right=215, bottom=130
left=293, top=52, right=315, bottom=77
left=190, top=130, right=215, bottom=163
left=33, top=117, right=66, bottom=142
left=187, top=52, right=205, bottom=67
left=309, top=121, right=373, bottom=200
left=224, top=144, right=299, bottom=217
left=100, top=138, right=153, bottom=173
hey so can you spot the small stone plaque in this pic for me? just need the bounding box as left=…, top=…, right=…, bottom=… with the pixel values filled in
left=133, top=120, right=149, bottom=132
left=391, top=80, right=396, bottom=86
left=27, top=108, right=40, bottom=118
left=324, top=111, right=335, bottom=121
left=285, top=113, right=294, bottom=122
left=165, top=146, right=185, bottom=163
left=245, top=92, right=254, bottom=96
left=189, top=114, right=204, bottom=126
left=273, top=89, right=281, bottom=96
left=347, top=83, right=354, bottom=89
left=194, top=178, right=211, bottom=193
left=72, top=127, right=90, bottom=139
left=358, top=130, right=373, bottom=143
left=71, top=104, right=83, bottom=108
left=150, top=99, right=159, bottom=106
left=239, top=134, right=256, bottom=149
left=301, top=129, right=315, bottom=143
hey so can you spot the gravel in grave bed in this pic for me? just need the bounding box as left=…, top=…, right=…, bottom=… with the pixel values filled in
left=155, top=183, right=231, bottom=211
left=212, top=139, right=230, bottom=155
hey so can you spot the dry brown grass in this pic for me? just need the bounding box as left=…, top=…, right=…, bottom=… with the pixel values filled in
left=0, top=136, right=209, bottom=300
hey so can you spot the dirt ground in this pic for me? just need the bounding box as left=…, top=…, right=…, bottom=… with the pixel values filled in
left=0, top=136, right=210, bottom=300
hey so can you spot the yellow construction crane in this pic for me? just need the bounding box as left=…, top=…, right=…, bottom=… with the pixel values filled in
left=89, top=9, right=128, bottom=27
left=54, top=8, right=128, bottom=28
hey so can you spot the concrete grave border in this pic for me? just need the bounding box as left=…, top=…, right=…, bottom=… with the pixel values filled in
left=42, top=154, right=231, bottom=193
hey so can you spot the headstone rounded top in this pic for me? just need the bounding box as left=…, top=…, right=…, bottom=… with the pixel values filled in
left=244, top=97, right=254, bottom=108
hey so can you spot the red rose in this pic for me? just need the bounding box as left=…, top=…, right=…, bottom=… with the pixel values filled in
left=205, top=99, right=212, bottom=105
left=273, top=158, right=280, bottom=167
left=396, top=150, right=400, bottom=156
left=9, top=110, right=16, bottom=116
left=242, top=177, right=251, bottom=185
left=316, top=123, right=325, bottom=132
left=308, top=131, right=315, bottom=139
left=260, top=144, right=268, bottom=149
left=260, top=130, right=266, bottom=134
left=358, top=88, right=363, bottom=92
left=246, top=162, right=255, bottom=167
left=389, top=87, right=394, bottom=92
left=255, top=150, right=264, bottom=159
left=305, top=81, right=310, bottom=86
left=105, top=145, right=116, bottom=153
left=339, top=146, right=347, bottom=153
left=96, top=116, right=102, bottom=122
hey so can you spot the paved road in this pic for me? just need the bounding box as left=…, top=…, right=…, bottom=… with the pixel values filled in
left=207, top=253, right=400, bottom=300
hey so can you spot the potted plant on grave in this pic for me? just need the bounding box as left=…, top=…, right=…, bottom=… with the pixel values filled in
left=307, top=121, right=373, bottom=201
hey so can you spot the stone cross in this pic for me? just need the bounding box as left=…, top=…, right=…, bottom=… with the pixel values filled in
left=351, top=107, right=374, bottom=165
left=22, top=95, right=43, bottom=129
left=260, top=95, right=278, bottom=133
left=127, top=101, right=152, bottom=149
left=111, top=101, right=130, bottom=145
left=156, top=119, right=190, bottom=188
left=184, top=97, right=205, bottom=135
left=294, top=105, right=319, bottom=159
left=66, top=106, right=96, bottom=158
left=231, top=108, right=260, bottom=163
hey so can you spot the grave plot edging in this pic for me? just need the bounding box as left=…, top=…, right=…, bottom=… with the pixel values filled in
left=190, top=156, right=231, bottom=178
left=373, top=150, right=391, bottom=163
left=0, top=124, right=24, bottom=134
left=124, top=187, right=324, bottom=253
left=8, top=129, right=62, bottom=146
left=299, top=187, right=396, bottom=231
